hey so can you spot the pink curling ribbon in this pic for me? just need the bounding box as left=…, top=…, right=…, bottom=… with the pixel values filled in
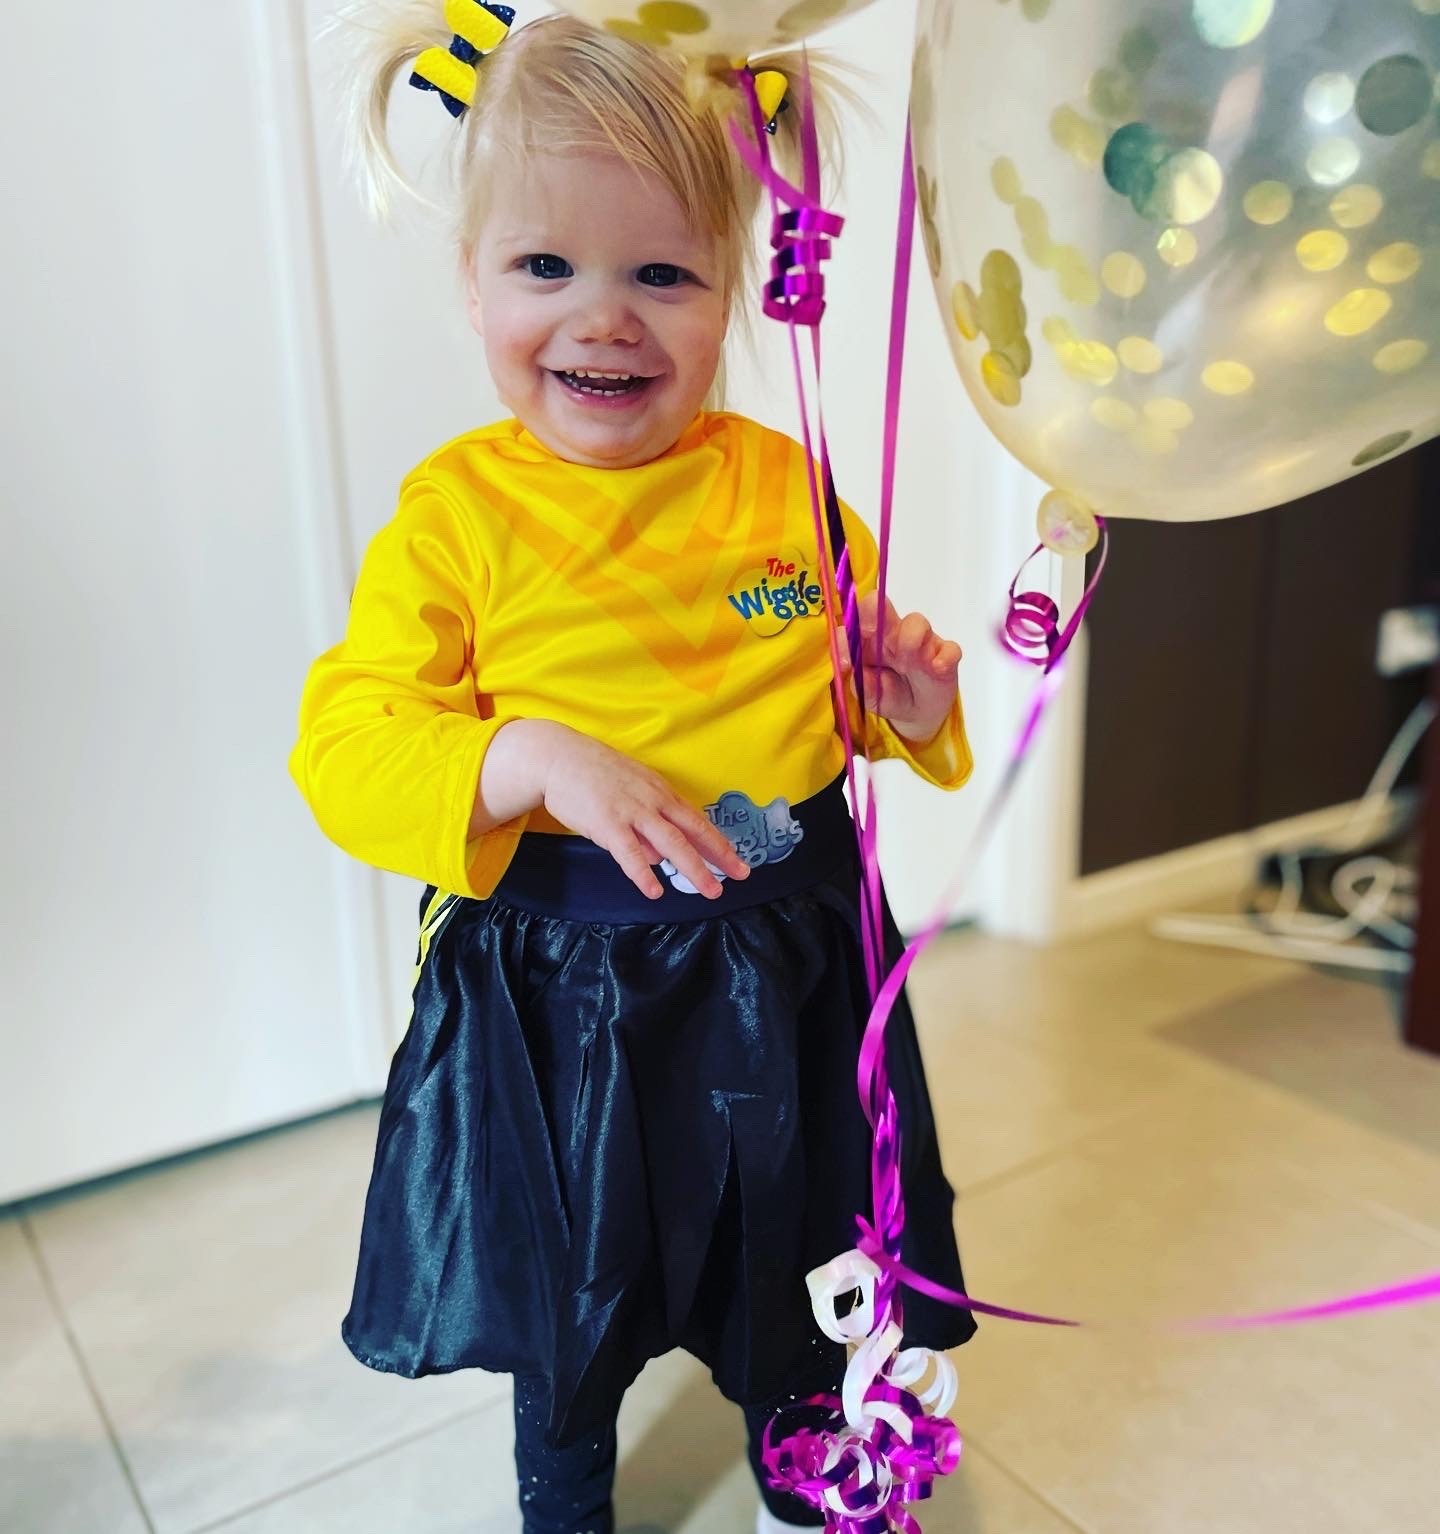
left=739, top=72, right=962, bottom=1528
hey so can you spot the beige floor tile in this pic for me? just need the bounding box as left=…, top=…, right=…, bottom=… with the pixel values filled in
left=0, top=1214, right=149, bottom=1534
left=909, top=924, right=1295, bottom=1047
left=25, top=1107, right=509, bottom=1534
left=1156, top=969, right=1440, bottom=1157
left=944, top=1083, right=1440, bottom=1533
left=192, top=1396, right=516, bottom=1533
left=916, top=1014, right=1211, bottom=1196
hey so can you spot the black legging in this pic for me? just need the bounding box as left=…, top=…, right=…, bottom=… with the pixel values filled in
left=512, top=1376, right=832, bottom=1533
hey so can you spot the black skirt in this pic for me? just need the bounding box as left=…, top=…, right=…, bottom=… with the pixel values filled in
left=341, top=781, right=976, bottom=1447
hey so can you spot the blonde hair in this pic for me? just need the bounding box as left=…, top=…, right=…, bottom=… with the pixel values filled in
left=331, top=4, right=851, bottom=362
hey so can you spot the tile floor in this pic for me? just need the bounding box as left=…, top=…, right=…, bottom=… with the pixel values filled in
left=6, top=922, right=1440, bottom=1533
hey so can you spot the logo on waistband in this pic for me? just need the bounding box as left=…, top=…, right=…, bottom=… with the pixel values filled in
left=659, top=790, right=805, bottom=895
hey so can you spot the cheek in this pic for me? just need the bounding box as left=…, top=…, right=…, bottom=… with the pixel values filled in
left=481, top=301, right=543, bottom=376
left=670, top=299, right=728, bottom=375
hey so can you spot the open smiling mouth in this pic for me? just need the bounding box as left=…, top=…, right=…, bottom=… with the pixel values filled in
left=552, top=369, right=656, bottom=399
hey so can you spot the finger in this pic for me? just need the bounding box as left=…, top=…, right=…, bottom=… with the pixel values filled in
left=888, top=611, right=934, bottom=665
left=634, top=832, right=665, bottom=864
left=667, top=805, right=751, bottom=882
left=931, top=638, right=963, bottom=674
left=608, top=835, right=665, bottom=899
left=645, top=817, right=726, bottom=898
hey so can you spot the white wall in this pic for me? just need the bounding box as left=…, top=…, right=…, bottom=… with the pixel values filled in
left=0, top=0, right=393, bottom=1202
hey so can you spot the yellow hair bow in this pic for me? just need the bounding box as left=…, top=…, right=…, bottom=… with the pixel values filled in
left=752, top=68, right=790, bottom=133
left=411, top=1, right=514, bottom=118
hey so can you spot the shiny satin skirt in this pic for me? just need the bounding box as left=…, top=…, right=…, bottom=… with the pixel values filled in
left=341, top=814, right=976, bottom=1448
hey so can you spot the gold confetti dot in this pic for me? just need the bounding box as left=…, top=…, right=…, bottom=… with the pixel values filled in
left=952, top=281, right=980, bottom=341
left=1330, top=184, right=1384, bottom=227
left=1057, top=339, right=1119, bottom=386
left=1087, top=67, right=1138, bottom=121
left=1352, top=430, right=1412, bottom=467
left=1304, top=72, right=1356, bottom=124
left=1050, top=106, right=1107, bottom=170
left=636, top=1, right=710, bottom=30
left=1203, top=360, right=1256, bottom=395
left=1054, top=246, right=1101, bottom=306
left=1154, top=148, right=1224, bottom=225
left=1023, top=231, right=1058, bottom=268
left=1015, top=198, right=1050, bottom=243
left=1101, top=252, right=1148, bottom=298
left=1423, top=144, right=1440, bottom=181
left=1413, top=0, right=1440, bottom=13
left=1157, top=227, right=1199, bottom=268
left=1092, top=397, right=1140, bottom=431
left=979, top=285, right=1026, bottom=345
left=1374, top=339, right=1429, bottom=373
left=1118, top=336, right=1164, bottom=373
left=1295, top=230, right=1350, bottom=272
left=1308, top=137, right=1361, bottom=186
left=1324, top=288, right=1393, bottom=337
left=1145, top=397, right=1195, bottom=431
left=1042, top=315, right=1077, bottom=346
left=991, top=158, right=1023, bottom=204
left=982, top=351, right=1023, bottom=406
left=778, top=0, right=850, bottom=28
left=996, top=335, right=1034, bottom=376
left=1130, top=421, right=1180, bottom=456
left=981, top=249, right=1024, bottom=294
left=1367, top=242, right=1422, bottom=285
left=1243, top=181, right=1294, bottom=225
left=603, top=18, right=670, bottom=43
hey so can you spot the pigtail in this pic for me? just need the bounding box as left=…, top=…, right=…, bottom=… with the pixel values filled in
left=324, top=1, right=476, bottom=222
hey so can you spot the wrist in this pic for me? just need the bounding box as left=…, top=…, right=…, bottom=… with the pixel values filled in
left=888, top=707, right=949, bottom=746
left=474, top=719, right=572, bottom=834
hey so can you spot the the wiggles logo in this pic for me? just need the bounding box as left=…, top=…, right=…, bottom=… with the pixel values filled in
left=727, top=550, right=825, bottom=638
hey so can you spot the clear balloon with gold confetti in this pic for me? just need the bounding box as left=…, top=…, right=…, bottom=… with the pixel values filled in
left=551, top=0, right=878, bottom=61
left=913, top=0, right=1440, bottom=540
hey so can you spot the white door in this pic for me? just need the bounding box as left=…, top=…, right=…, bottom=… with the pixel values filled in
left=0, top=1, right=391, bottom=1203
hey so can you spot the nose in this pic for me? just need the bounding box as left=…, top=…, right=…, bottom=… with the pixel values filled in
left=570, top=278, right=643, bottom=347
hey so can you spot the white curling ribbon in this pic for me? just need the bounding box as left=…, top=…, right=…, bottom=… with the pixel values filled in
left=843, top=1319, right=906, bottom=1432
left=821, top=1431, right=894, bottom=1517
left=889, top=1346, right=958, bottom=1419
left=806, top=1248, right=881, bottom=1344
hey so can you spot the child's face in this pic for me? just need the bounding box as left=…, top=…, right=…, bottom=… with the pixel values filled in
left=466, top=152, right=729, bottom=468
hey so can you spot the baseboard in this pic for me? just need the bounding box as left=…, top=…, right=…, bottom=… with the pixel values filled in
left=1057, top=793, right=1414, bottom=939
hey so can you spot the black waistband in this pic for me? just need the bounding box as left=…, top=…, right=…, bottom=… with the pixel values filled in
left=492, top=776, right=852, bottom=924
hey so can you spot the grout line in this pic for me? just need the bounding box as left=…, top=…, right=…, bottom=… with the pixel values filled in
left=959, top=1432, right=1095, bottom=1533
left=956, top=1077, right=1202, bottom=1205
left=17, top=1208, right=158, bottom=1534
left=3, top=1099, right=380, bottom=1221
left=181, top=1394, right=511, bottom=1534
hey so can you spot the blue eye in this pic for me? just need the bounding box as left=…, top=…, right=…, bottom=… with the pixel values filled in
left=638, top=263, right=685, bottom=287
left=524, top=254, right=573, bottom=279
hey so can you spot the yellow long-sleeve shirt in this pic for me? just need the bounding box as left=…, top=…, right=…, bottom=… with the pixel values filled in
left=290, top=412, right=972, bottom=899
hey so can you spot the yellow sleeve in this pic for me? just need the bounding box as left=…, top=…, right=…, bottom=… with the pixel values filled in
left=288, top=479, right=528, bottom=897
left=838, top=502, right=974, bottom=792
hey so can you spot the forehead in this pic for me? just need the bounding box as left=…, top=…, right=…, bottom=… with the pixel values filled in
left=485, top=151, right=715, bottom=258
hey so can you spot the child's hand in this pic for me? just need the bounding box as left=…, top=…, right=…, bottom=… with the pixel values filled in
left=837, top=592, right=963, bottom=744
left=537, top=726, right=751, bottom=900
